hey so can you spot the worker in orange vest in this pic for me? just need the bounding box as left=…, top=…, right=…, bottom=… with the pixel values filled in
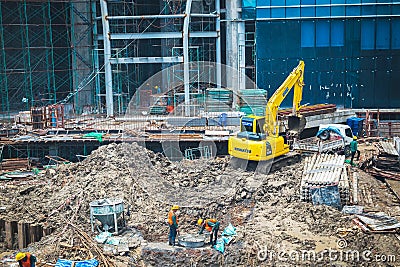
left=167, top=205, right=180, bottom=246
left=15, top=252, right=36, bottom=267
left=198, top=218, right=220, bottom=246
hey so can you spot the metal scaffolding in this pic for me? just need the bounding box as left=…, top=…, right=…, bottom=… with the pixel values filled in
left=0, top=0, right=93, bottom=116
left=0, top=0, right=222, bottom=117
left=96, top=0, right=221, bottom=117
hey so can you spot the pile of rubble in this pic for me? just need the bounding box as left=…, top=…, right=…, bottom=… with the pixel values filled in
left=0, top=143, right=266, bottom=265
left=151, top=153, right=231, bottom=188
left=0, top=142, right=399, bottom=266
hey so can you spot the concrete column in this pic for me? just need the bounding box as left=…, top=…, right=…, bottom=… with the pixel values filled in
left=225, top=0, right=243, bottom=108
left=100, top=0, right=114, bottom=117
left=183, top=0, right=193, bottom=116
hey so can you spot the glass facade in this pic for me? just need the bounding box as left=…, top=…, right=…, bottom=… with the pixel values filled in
left=243, top=0, right=400, bottom=108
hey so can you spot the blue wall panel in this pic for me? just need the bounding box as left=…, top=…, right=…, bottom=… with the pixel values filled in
left=271, top=7, right=285, bottom=18
left=331, top=20, right=344, bottom=46
left=316, top=21, right=330, bottom=47
left=286, top=7, right=301, bottom=17
left=243, top=0, right=256, bottom=8
left=361, top=20, right=375, bottom=50
left=301, top=21, right=315, bottom=47
left=393, top=19, right=400, bottom=49
left=257, top=8, right=270, bottom=18
left=331, top=0, right=345, bottom=17
left=256, top=19, right=400, bottom=108
left=287, top=0, right=300, bottom=5
left=257, top=0, right=271, bottom=5
left=376, top=19, right=390, bottom=49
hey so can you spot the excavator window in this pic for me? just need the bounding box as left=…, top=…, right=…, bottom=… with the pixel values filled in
left=242, top=123, right=253, bottom=132
left=241, top=118, right=254, bottom=132
left=256, top=119, right=265, bottom=134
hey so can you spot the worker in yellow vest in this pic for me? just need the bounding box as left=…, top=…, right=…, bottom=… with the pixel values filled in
left=198, top=218, right=220, bottom=246
left=167, top=205, right=180, bottom=246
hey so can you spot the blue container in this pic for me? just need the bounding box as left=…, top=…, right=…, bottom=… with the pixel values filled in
left=346, top=117, right=364, bottom=137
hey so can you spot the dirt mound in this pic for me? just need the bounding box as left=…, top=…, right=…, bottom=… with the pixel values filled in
left=1, top=142, right=399, bottom=266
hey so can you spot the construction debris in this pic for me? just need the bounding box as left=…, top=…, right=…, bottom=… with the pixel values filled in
left=353, top=212, right=400, bottom=233
left=0, top=142, right=399, bottom=266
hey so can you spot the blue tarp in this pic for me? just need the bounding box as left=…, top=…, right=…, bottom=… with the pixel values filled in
left=316, top=126, right=344, bottom=138
left=213, top=223, right=237, bottom=254
left=310, top=184, right=341, bottom=209
left=55, top=259, right=99, bottom=267
left=346, top=117, right=364, bottom=137
left=221, top=223, right=237, bottom=236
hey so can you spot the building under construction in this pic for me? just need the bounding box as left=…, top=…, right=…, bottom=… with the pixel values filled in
left=1, top=0, right=398, bottom=116
left=0, top=1, right=400, bottom=266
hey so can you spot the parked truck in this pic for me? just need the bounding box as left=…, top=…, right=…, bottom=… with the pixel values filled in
left=293, top=124, right=354, bottom=156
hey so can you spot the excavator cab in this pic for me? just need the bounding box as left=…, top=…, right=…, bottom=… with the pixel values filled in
left=238, top=116, right=267, bottom=141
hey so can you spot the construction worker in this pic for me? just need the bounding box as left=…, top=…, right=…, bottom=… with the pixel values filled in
left=15, top=252, right=36, bottom=267
left=167, top=205, right=179, bottom=246
left=198, top=218, right=220, bottom=246
left=350, top=136, right=360, bottom=165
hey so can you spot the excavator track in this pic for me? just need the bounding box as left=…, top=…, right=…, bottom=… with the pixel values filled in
left=229, top=152, right=301, bottom=174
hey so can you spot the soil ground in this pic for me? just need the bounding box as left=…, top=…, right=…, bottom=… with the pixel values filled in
left=0, top=142, right=399, bottom=266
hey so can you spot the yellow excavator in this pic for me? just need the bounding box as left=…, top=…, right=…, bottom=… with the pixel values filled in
left=228, top=60, right=306, bottom=173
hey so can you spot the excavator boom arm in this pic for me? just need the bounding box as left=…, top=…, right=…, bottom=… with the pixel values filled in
left=265, top=60, right=305, bottom=136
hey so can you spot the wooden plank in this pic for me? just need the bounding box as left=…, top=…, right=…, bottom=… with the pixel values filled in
left=352, top=172, right=359, bottom=204
left=5, top=221, right=13, bottom=249
left=18, top=222, right=27, bottom=249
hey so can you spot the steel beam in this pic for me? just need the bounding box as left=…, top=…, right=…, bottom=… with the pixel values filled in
left=103, top=13, right=218, bottom=20
left=110, top=56, right=183, bottom=64
left=97, top=31, right=218, bottom=40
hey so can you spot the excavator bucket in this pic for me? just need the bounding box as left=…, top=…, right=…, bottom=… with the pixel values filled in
left=288, top=115, right=306, bottom=133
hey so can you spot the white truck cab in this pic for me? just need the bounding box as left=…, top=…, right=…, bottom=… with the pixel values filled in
left=318, top=124, right=354, bottom=146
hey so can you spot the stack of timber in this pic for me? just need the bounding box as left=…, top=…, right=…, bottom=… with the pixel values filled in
left=0, top=158, right=31, bottom=171
left=300, top=154, right=349, bottom=204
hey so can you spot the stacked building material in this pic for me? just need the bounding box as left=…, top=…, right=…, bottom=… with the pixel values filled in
left=238, top=89, right=267, bottom=115
left=300, top=154, right=349, bottom=205
left=364, top=141, right=400, bottom=180
left=205, top=88, right=232, bottom=112
left=378, top=141, right=399, bottom=157
left=0, top=158, right=31, bottom=171
left=394, top=137, right=400, bottom=154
